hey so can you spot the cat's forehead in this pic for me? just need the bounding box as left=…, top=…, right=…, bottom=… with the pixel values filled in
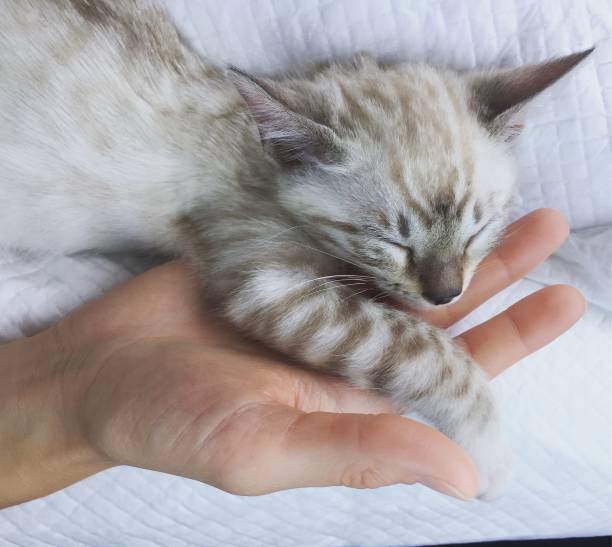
left=320, top=64, right=484, bottom=189
left=324, top=64, right=477, bottom=146
left=279, top=61, right=514, bottom=225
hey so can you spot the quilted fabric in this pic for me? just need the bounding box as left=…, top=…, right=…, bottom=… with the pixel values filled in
left=1, top=0, right=611, bottom=545
left=165, top=0, right=612, bottom=231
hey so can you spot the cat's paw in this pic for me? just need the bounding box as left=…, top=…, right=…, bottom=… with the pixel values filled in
left=464, top=430, right=513, bottom=500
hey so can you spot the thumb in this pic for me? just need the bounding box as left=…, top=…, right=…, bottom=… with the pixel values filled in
left=211, top=405, right=478, bottom=500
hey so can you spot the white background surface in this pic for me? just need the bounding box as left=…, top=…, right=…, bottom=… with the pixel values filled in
left=1, top=0, right=611, bottom=545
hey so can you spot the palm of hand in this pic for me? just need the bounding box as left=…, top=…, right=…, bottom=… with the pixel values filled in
left=61, top=210, right=584, bottom=500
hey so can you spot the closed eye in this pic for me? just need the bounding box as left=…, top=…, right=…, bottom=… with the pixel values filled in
left=464, top=221, right=492, bottom=252
left=379, top=236, right=409, bottom=249
left=381, top=238, right=414, bottom=260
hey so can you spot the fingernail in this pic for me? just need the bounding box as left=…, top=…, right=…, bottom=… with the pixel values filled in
left=418, top=476, right=474, bottom=501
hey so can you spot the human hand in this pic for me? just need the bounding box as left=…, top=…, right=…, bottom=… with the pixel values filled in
left=0, top=209, right=585, bottom=507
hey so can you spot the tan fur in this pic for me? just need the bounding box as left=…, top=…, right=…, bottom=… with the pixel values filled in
left=0, top=0, right=592, bottom=498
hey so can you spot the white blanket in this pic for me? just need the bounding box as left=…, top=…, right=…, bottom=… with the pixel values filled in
left=1, top=0, right=611, bottom=545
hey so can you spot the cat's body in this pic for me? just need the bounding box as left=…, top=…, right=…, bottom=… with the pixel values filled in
left=0, top=0, right=230, bottom=252
left=0, top=0, right=591, bottom=498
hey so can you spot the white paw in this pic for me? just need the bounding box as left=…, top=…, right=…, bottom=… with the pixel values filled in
left=463, top=429, right=513, bottom=500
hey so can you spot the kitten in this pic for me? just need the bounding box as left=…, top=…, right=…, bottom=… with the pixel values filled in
left=0, top=0, right=591, bottom=498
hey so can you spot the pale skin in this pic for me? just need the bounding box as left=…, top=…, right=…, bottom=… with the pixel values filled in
left=0, top=209, right=585, bottom=508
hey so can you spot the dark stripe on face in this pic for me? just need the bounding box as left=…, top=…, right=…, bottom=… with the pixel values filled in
left=377, top=212, right=392, bottom=229
left=427, top=184, right=474, bottom=223
left=389, top=157, right=435, bottom=229
left=473, top=202, right=483, bottom=223
left=455, top=190, right=471, bottom=219
left=430, top=186, right=455, bottom=219
left=408, top=198, right=434, bottom=229
left=397, top=213, right=410, bottom=238
left=67, top=0, right=117, bottom=24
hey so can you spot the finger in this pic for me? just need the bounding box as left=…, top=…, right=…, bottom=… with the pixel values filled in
left=457, top=285, right=585, bottom=378
left=421, top=209, right=569, bottom=328
left=215, top=405, right=478, bottom=500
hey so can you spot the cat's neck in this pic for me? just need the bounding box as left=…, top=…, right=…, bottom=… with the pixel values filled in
left=135, top=72, right=279, bottom=249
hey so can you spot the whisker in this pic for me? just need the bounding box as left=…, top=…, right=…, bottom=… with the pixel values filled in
left=298, top=281, right=367, bottom=301
left=294, top=283, right=368, bottom=307
left=240, top=220, right=379, bottom=283
left=256, top=224, right=311, bottom=244
left=368, top=291, right=390, bottom=305
left=282, top=275, right=373, bottom=295
left=339, top=287, right=373, bottom=303
left=290, top=241, right=370, bottom=272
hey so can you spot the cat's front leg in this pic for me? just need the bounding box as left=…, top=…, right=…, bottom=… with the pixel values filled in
left=213, top=265, right=510, bottom=498
left=178, top=220, right=511, bottom=498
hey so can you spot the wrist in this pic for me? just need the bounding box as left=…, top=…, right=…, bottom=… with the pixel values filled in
left=0, top=324, right=112, bottom=508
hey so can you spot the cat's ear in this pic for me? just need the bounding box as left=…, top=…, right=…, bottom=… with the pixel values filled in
left=467, top=48, right=594, bottom=140
left=227, top=68, right=344, bottom=168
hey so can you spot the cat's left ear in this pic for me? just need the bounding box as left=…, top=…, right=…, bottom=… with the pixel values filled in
left=467, top=48, right=594, bottom=141
left=227, top=68, right=344, bottom=168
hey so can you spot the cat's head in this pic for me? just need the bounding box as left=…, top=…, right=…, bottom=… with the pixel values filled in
left=229, top=49, right=592, bottom=308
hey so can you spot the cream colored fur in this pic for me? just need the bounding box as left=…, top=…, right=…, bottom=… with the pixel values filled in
left=0, top=0, right=591, bottom=498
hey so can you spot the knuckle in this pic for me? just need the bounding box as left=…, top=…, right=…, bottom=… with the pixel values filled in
left=340, top=464, right=392, bottom=489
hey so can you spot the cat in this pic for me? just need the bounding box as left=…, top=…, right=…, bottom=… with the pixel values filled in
left=0, top=0, right=592, bottom=498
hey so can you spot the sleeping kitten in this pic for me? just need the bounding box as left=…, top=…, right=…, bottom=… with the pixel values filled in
left=0, top=0, right=591, bottom=498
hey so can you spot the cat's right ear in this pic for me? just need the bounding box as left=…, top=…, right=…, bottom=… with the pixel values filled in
left=467, top=48, right=594, bottom=141
left=227, top=68, right=344, bottom=168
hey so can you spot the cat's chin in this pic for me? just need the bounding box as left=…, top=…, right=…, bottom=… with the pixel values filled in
left=403, top=298, right=439, bottom=311
left=384, top=292, right=463, bottom=312
left=382, top=292, right=433, bottom=311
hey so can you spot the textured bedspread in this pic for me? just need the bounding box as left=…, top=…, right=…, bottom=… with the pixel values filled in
left=1, top=0, right=611, bottom=545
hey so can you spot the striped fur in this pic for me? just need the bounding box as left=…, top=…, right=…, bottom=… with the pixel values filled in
left=178, top=206, right=511, bottom=498
left=1, top=0, right=591, bottom=498
left=181, top=51, right=589, bottom=497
